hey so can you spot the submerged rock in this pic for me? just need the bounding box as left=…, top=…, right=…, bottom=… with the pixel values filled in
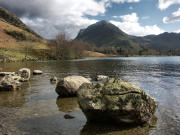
left=18, top=68, right=31, bottom=82
left=78, top=78, right=157, bottom=124
left=33, top=70, right=43, bottom=75
left=55, top=76, right=91, bottom=97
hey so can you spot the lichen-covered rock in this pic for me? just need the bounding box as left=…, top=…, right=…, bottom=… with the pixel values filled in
left=18, top=68, right=31, bottom=82
left=78, top=78, right=157, bottom=124
left=56, top=76, right=91, bottom=97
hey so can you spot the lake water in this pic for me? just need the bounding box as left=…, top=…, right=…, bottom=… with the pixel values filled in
left=0, top=56, right=180, bottom=135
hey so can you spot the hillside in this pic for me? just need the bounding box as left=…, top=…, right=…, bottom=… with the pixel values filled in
left=76, top=20, right=180, bottom=56
left=0, top=6, right=50, bottom=62
left=76, top=20, right=141, bottom=54
left=131, top=32, right=180, bottom=50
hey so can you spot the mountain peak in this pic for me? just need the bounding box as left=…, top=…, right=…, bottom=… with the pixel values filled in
left=76, top=20, right=128, bottom=46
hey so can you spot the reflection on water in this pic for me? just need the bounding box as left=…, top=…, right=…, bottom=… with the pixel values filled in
left=81, top=123, right=150, bottom=135
left=0, top=57, right=180, bottom=135
left=56, top=97, right=79, bottom=112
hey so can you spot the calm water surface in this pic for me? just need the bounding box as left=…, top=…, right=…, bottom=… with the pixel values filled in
left=0, top=56, right=180, bottom=135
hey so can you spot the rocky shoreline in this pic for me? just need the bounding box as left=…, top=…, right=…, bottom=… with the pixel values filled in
left=0, top=68, right=158, bottom=132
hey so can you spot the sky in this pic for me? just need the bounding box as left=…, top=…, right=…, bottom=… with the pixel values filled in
left=1, top=0, right=180, bottom=39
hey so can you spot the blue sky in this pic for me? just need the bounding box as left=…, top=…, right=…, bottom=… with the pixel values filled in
left=1, top=0, right=180, bottom=39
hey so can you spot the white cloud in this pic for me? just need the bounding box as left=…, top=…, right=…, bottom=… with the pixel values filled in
left=112, top=13, right=138, bottom=22
left=163, top=8, right=180, bottom=23
left=110, top=13, right=164, bottom=36
left=174, top=29, right=180, bottom=33
left=109, top=0, right=139, bottom=3
left=102, top=0, right=140, bottom=7
left=158, top=0, right=180, bottom=10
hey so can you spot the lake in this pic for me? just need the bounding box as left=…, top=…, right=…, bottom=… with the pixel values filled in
left=0, top=56, right=180, bottom=135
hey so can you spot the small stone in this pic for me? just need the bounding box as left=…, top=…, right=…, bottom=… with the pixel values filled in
left=50, top=76, right=57, bottom=83
left=33, top=70, right=43, bottom=75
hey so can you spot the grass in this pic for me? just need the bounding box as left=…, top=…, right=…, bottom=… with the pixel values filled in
left=0, top=17, right=50, bottom=62
left=0, top=41, right=50, bottom=62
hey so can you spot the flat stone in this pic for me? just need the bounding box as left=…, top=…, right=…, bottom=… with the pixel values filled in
left=33, top=70, right=43, bottom=75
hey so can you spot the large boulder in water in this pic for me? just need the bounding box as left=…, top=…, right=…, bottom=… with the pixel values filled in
left=56, top=76, right=91, bottom=97
left=77, top=78, right=157, bottom=124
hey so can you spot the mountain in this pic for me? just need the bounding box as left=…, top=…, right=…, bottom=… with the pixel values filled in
left=76, top=20, right=180, bottom=55
left=76, top=20, right=141, bottom=53
left=131, top=32, right=180, bottom=50
left=0, top=6, right=50, bottom=62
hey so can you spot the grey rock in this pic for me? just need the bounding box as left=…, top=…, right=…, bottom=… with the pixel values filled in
left=56, top=76, right=91, bottom=97
left=33, top=70, right=43, bottom=75
left=18, top=68, right=31, bottom=82
left=0, top=72, right=15, bottom=77
left=50, top=76, right=57, bottom=83
left=78, top=78, right=157, bottom=124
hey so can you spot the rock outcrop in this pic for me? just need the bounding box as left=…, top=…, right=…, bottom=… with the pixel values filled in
left=56, top=76, right=91, bottom=97
left=78, top=78, right=157, bottom=124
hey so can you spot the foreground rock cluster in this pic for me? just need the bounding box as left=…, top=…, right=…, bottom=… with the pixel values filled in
left=0, top=68, right=44, bottom=91
left=55, top=75, right=157, bottom=124
left=0, top=68, right=31, bottom=91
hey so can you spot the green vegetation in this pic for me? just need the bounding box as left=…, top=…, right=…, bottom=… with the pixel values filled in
left=0, top=42, right=51, bottom=62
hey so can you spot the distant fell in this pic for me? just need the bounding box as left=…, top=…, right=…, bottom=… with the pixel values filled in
left=76, top=20, right=180, bottom=55
left=76, top=20, right=141, bottom=53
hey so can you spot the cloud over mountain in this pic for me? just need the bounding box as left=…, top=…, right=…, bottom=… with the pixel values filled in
left=111, top=13, right=164, bottom=36
left=0, top=0, right=166, bottom=39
